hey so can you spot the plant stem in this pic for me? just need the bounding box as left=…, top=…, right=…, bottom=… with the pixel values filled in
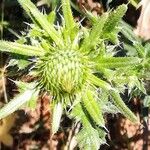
left=0, top=0, right=8, bottom=103
left=0, top=0, right=5, bottom=68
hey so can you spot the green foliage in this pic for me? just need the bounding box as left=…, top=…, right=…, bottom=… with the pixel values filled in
left=82, top=89, right=105, bottom=127
left=129, top=0, right=140, bottom=7
left=102, top=4, right=127, bottom=43
left=95, top=57, right=141, bottom=68
left=0, top=41, right=44, bottom=56
left=70, top=103, right=105, bottom=149
left=121, top=20, right=150, bottom=124
left=0, top=0, right=146, bottom=149
left=110, top=90, right=137, bottom=122
left=81, top=13, right=108, bottom=52
left=77, top=127, right=104, bottom=150
left=0, top=81, right=39, bottom=119
left=121, top=21, right=150, bottom=81
left=52, top=102, right=63, bottom=134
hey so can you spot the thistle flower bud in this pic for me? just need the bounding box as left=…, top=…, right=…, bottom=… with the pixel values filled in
left=37, top=49, right=88, bottom=95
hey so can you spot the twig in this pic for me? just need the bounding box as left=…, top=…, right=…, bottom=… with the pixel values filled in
left=64, top=122, right=81, bottom=150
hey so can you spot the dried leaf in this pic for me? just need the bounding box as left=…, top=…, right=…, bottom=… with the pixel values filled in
left=135, top=0, right=150, bottom=40
left=0, top=113, right=16, bottom=146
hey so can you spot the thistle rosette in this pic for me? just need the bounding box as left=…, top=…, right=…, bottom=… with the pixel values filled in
left=0, top=0, right=144, bottom=149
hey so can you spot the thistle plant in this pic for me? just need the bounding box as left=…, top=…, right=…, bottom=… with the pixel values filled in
left=0, top=0, right=144, bottom=149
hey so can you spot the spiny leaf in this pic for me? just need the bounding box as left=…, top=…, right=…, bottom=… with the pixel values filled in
left=77, top=127, right=101, bottom=150
left=103, top=4, right=127, bottom=33
left=0, top=89, right=39, bottom=119
left=81, top=13, right=108, bottom=52
left=62, top=0, right=75, bottom=28
left=102, top=4, right=127, bottom=43
left=18, top=0, right=62, bottom=45
left=128, top=76, right=147, bottom=94
left=134, top=42, right=145, bottom=58
left=62, top=0, right=76, bottom=40
left=110, top=89, right=138, bottom=123
left=89, top=75, right=138, bottom=123
left=52, top=102, right=63, bottom=134
left=8, top=59, right=31, bottom=70
left=71, top=103, right=106, bottom=150
left=51, top=0, right=60, bottom=10
left=85, top=10, right=98, bottom=24
left=17, top=0, right=37, bottom=19
left=144, top=43, right=150, bottom=58
left=47, top=11, right=56, bottom=24
left=70, top=103, right=84, bottom=121
left=124, top=43, right=137, bottom=56
left=121, top=21, right=140, bottom=42
left=95, top=57, right=141, bottom=69
left=102, top=101, right=120, bottom=114
left=82, top=90, right=105, bottom=127
left=98, top=91, right=120, bottom=114
left=88, top=74, right=112, bottom=90
left=0, top=41, right=45, bottom=56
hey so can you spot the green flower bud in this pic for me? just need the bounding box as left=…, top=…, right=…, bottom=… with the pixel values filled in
left=37, top=49, right=88, bottom=95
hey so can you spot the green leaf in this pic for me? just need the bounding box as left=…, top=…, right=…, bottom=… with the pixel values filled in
left=51, top=0, right=60, bottom=10
left=71, top=103, right=106, bottom=150
left=124, top=43, right=137, bottom=56
left=88, top=74, right=112, bottom=90
left=26, top=97, right=37, bottom=110
left=77, top=127, right=101, bottom=150
left=121, top=21, right=140, bottom=42
left=85, top=10, right=98, bottom=24
left=110, top=89, right=138, bottom=123
left=18, top=0, right=63, bottom=45
left=129, top=0, right=139, bottom=7
left=17, top=59, right=31, bottom=70
left=47, top=11, right=56, bottom=24
left=88, top=75, right=138, bottom=123
left=144, top=43, right=150, bottom=58
left=52, top=102, right=63, bottom=134
left=102, top=4, right=127, bottom=43
left=62, top=0, right=76, bottom=39
left=129, top=76, right=146, bottom=94
left=70, top=102, right=84, bottom=121
left=82, top=90, right=105, bottom=127
left=0, top=87, right=38, bottom=119
left=14, top=80, right=34, bottom=91
left=103, top=4, right=127, bottom=33
left=95, top=57, right=141, bottom=69
left=102, top=101, right=120, bottom=114
left=0, top=41, right=45, bottom=56
left=81, top=13, right=108, bottom=53
left=143, top=96, right=150, bottom=108
left=98, top=91, right=120, bottom=114
left=8, top=59, right=30, bottom=70
left=134, top=42, right=145, bottom=58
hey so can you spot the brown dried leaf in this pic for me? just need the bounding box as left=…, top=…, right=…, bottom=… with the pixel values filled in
left=0, top=113, right=16, bottom=146
left=135, top=0, right=150, bottom=40
left=77, top=0, right=104, bottom=16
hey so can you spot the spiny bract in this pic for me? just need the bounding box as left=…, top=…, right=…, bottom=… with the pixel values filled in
left=37, top=49, right=89, bottom=95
